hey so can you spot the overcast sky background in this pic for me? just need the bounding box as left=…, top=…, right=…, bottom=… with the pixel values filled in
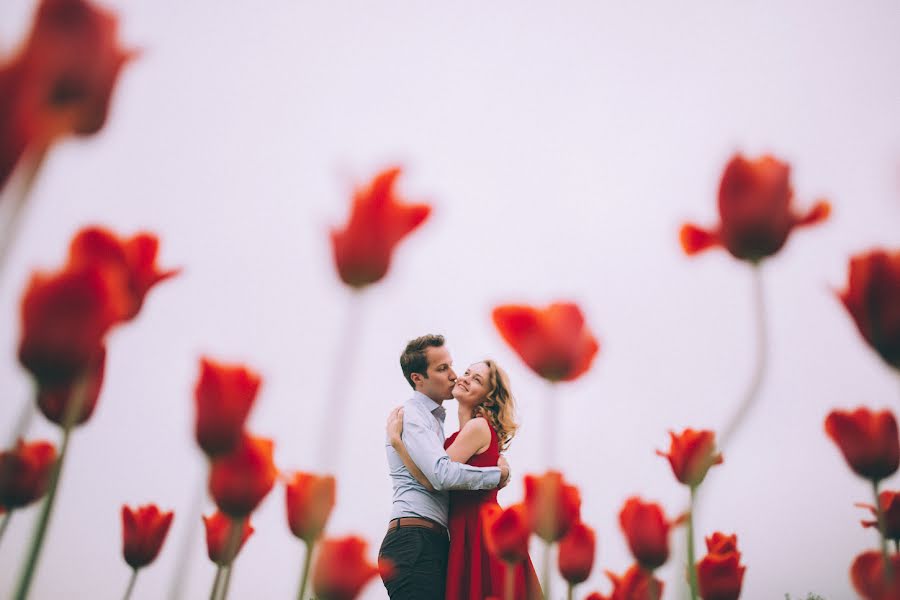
left=1, top=1, right=900, bottom=598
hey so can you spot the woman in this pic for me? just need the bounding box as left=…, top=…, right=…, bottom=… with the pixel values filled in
left=388, top=359, right=541, bottom=600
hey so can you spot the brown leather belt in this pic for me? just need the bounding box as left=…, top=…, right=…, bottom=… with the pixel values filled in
left=387, top=517, right=447, bottom=536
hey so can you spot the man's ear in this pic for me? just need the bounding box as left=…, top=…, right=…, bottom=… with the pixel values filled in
left=410, top=372, right=423, bottom=387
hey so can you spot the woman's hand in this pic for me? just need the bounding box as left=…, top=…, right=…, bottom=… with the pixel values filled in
left=386, top=406, right=404, bottom=446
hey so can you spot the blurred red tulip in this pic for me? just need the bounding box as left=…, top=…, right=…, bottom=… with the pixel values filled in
left=850, top=550, right=900, bottom=600
left=194, top=358, right=261, bottom=458
left=208, top=435, right=276, bottom=517
left=656, top=429, right=723, bottom=488
left=0, top=0, right=135, bottom=191
left=492, top=302, right=599, bottom=382
left=121, top=504, right=174, bottom=570
left=680, top=154, right=829, bottom=262
left=825, top=408, right=899, bottom=481
left=523, top=471, right=581, bottom=543
left=203, top=511, right=253, bottom=566
left=286, top=472, right=336, bottom=544
left=857, top=491, right=900, bottom=541
left=604, top=564, right=665, bottom=600
left=68, top=226, right=179, bottom=320
left=312, top=536, right=384, bottom=600
left=330, top=167, right=431, bottom=289
left=0, top=439, right=56, bottom=510
left=584, top=593, right=610, bottom=600
left=696, top=532, right=745, bottom=600
left=35, top=346, right=105, bottom=426
left=558, top=520, right=596, bottom=584
left=618, top=497, right=673, bottom=570
left=704, top=532, right=738, bottom=556
left=482, top=503, right=532, bottom=564
left=839, top=249, right=900, bottom=371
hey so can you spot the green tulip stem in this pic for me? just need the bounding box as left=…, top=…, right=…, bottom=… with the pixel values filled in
left=874, top=480, right=893, bottom=582
left=686, top=486, right=699, bottom=600
left=297, top=539, right=314, bottom=600
left=121, top=569, right=138, bottom=600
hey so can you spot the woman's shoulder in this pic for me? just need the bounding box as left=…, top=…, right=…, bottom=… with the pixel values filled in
left=461, top=416, right=492, bottom=435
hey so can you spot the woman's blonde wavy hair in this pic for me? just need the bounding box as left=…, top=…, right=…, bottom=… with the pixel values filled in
left=471, top=359, right=519, bottom=451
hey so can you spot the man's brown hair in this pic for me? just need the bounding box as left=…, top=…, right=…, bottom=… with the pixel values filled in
left=400, top=334, right=445, bottom=389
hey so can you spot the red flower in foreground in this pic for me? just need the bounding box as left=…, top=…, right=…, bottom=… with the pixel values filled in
left=558, top=520, right=596, bottom=585
left=604, top=564, right=665, bottom=600
left=0, top=439, right=56, bottom=510
left=482, top=503, right=532, bottom=564
left=696, top=532, right=745, bottom=600
left=857, top=491, right=900, bottom=542
left=492, top=302, right=599, bottom=382
left=850, top=550, right=900, bottom=600
left=203, top=511, right=253, bottom=566
left=0, top=0, right=136, bottom=191
left=618, top=497, right=675, bottom=570
left=121, top=504, right=174, bottom=569
left=194, top=358, right=261, bottom=458
left=656, top=428, right=723, bottom=488
left=680, top=154, right=830, bottom=262
left=286, top=472, right=336, bottom=544
left=209, top=435, right=276, bottom=517
left=330, top=167, right=431, bottom=289
left=523, top=471, right=581, bottom=543
left=839, top=249, right=900, bottom=371
left=36, top=346, right=105, bottom=426
left=312, top=536, right=385, bottom=600
left=825, top=408, right=899, bottom=481
left=68, top=227, right=180, bottom=320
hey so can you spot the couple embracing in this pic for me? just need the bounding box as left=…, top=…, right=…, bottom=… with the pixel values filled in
left=379, top=334, right=542, bottom=599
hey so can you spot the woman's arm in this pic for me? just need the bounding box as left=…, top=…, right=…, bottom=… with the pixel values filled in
left=387, top=408, right=435, bottom=492
left=445, top=417, right=491, bottom=464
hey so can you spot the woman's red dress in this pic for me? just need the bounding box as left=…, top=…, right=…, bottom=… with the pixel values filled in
left=444, top=420, right=541, bottom=600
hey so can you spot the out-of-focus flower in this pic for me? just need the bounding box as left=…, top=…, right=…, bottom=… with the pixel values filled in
left=618, top=497, right=675, bottom=570
left=838, top=250, right=900, bottom=371
left=312, top=536, right=385, bottom=600
left=825, top=408, right=899, bottom=481
left=208, top=435, right=276, bottom=517
left=203, top=511, right=253, bottom=566
left=492, top=302, right=599, bottom=383
left=850, top=550, right=900, bottom=600
left=285, top=472, right=336, bottom=544
left=656, top=429, right=723, bottom=488
left=523, top=471, right=581, bottom=543
left=584, top=593, right=610, bottom=600
left=0, top=0, right=136, bottom=192
left=67, top=227, right=179, bottom=320
left=121, top=504, right=174, bottom=569
left=558, top=520, right=596, bottom=585
left=857, top=491, right=900, bottom=542
left=604, top=564, right=665, bottom=600
left=330, top=167, right=431, bottom=289
left=482, top=503, right=532, bottom=564
left=679, top=154, right=829, bottom=262
left=696, top=532, right=745, bottom=600
left=0, top=439, right=56, bottom=509
left=35, top=346, right=105, bottom=426
left=194, top=358, right=261, bottom=458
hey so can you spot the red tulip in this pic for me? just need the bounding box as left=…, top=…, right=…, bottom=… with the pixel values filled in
left=121, top=504, right=174, bottom=569
left=208, top=435, right=277, bottom=517
left=285, top=472, right=336, bottom=544
left=679, top=154, right=829, bottom=262
left=558, top=520, right=596, bottom=584
left=857, top=491, right=900, bottom=542
left=312, top=536, right=383, bottom=600
left=696, top=532, right=745, bottom=600
left=330, top=167, right=431, bottom=289
left=618, top=497, right=675, bottom=570
left=825, top=408, right=899, bottom=481
left=0, top=439, right=56, bottom=510
left=584, top=593, right=610, bottom=600
left=35, top=346, right=105, bottom=426
left=492, top=302, right=599, bottom=382
left=656, top=429, right=723, bottom=488
left=482, top=503, right=532, bottom=564
left=850, top=550, right=900, bottom=600
left=194, top=358, right=261, bottom=457
left=67, top=226, right=179, bottom=320
left=839, top=249, right=900, bottom=371
left=604, top=564, right=665, bottom=600
left=0, top=0, right=135, bottom=191
left=523, top=471, right=581, bottom=542
left=203, top=511, right=253, bottom=566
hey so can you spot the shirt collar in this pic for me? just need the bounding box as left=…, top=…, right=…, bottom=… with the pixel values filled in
left=412, top=391, right=446, bottom=422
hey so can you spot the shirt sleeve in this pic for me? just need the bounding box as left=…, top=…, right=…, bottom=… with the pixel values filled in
left=402, top=409, right=501, bottom=491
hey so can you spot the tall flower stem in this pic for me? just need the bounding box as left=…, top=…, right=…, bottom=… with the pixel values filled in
left=0, top=511, right=12, bottom=545
left=566, top=583, right=574, bottom=600
left=208, top=566, right=224, bottom=600
left=647, top=568, right=661, bottom=600
left=541, top=541, right=552, bottom=600
left=873, top=480, right=893, bottom=582
left=297, top=539, right=314, bottom=600
left=121, top=569, right=138, bottom=600
left=218, top=516, right=245, bottom=600
left=219, top=566, right=233, bottom=600
left=316, top=291, right=363, bottom=473
left=505, top=562, right=515, bottom=600
left=543, top=383, right=558, bottom=469
left=0, top=147, right=47, bottom=284
left=686, top=486, right=699, bottom=600
left=167, top=462, right=206, bottom=600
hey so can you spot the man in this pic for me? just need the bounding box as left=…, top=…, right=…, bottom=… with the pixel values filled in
left=379, top=334, right=510, bottom=599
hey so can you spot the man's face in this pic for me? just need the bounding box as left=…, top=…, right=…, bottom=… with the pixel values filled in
left=416, top=346, right=457, bottom=401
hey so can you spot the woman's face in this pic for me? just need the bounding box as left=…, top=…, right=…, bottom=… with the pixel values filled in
left=452, top=362, right=491, bottom=407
